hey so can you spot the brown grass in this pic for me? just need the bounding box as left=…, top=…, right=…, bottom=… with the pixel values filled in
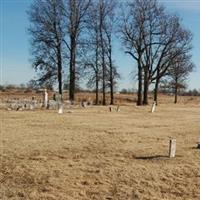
left=1, top=98, right=200, bottom=199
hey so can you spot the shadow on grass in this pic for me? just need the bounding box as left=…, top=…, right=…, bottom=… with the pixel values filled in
left=190, top=146, right=199, bottom=150
left=134, top=155, right=169, bottom=160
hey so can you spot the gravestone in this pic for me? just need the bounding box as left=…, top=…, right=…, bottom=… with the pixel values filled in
left=116, top=105, right=120, bottom=112
left=30, top=104, right=34, bottom=110
left=58, top=104, right=64, bottom=114
left=151, top=101, right=156, bottom=113
left=169, top=139, right=176, bottom=158
left=81, top=101, right=87, bottom=108
left=43, top=89, right=48, bottom=109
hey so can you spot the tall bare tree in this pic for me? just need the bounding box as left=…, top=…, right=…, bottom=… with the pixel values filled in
left=104, top=2, right=118, bottom=105
left=84, top=0, right=117, bottom=105
left=83, top=0, right=101, bottom=104
left=120, top=0, right=146, bottom=105
left=120, top=0, right=193, bottom=105
left=151, top=17, right=193, bottom=104
left=64, top=0, right=91, bottom=102
left=28, top=0, right=66, bottom=96
left=168, top=54, right=194, bottom=103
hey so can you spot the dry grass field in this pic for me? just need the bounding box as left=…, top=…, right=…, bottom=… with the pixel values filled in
left=1, top=95, right=200, bottom=199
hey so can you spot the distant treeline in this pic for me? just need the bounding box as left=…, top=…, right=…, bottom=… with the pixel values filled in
left=1, top=84, right=200, bottom=97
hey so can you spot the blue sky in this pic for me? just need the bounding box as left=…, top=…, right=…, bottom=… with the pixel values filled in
left=0, top=0, right=200, bottom=90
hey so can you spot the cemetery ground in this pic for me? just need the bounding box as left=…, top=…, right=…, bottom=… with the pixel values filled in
left=1, top=97, right=200, bottom=199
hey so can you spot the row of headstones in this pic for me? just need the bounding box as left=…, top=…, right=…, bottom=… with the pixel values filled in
left=8, top=103, right=41, bottom=111
left=108, top=103, right=155, bottom=113
left=7, top=100, right=66, bottom=111
left=6, top=89, right=65, bottom=111
left=109, top=105, right=120, bottom=112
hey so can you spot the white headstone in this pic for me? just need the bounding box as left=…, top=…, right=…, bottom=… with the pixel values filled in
left=151, top=101, right=156, bottom=113
left=58, top=104, right=64, bottom=114
left=169, top=139, right=176, bottom=158
left=82, top=101, right=87, bottom=108
left=44, top=89, right=48, bottom=109
left=30, top=104, right=34, bottom=110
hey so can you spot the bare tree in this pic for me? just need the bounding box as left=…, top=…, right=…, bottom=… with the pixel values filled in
left=104, top=3, right=118, bottom=105
left=83, top=0, right=101, bottom=105
left=168, top=54, right=194, bottom=103
left=64, top=0, right=91, bottom=102
left=99, top=0, right=107, bottom=105
left=28, top=0, right=66, bottom=96
left=151, top=17, right=193, bottom=105
left=84, top=0, right=117, bottom=105
left=120, top=0, right=147, bottom=105
left=120, top=0, right=193, bottom=105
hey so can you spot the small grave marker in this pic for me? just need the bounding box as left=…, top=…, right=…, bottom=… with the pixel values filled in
left=169, top=139, right=176, bottom=158
left=43, top=89, right=48, bottom=109
left=151, top=101, right=156, bottom=113
left=58, top=104, right=64, bottom=114
left=30, top=104, right=34, bottom=110
left=81, top=101, right=87, bottom=108
left=116, top=105, right=120, bottom=112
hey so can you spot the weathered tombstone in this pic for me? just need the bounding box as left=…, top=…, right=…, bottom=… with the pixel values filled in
left=18, top=107, right=23, bottom=111
left=116, top=105, right=120, bottom=112
left=58, top=104, right=64, bottom=114
left=169, top=139, right=176, bottom=158
left=81, top=101, right=87, bottom=108
left=151, top=101, right=156, bottom=113
left=30, top=104, right=34, bottom=110
left=197, top=139, right=200, bottom=149
left=87, top=98, right=93, bottom=106
left=43, top=89, right=48, bottom=109
left=16, top=105, right=23, bottom=111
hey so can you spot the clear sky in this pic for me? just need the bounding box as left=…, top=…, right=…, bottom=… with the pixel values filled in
left=0, top=0, right=200, bottom=90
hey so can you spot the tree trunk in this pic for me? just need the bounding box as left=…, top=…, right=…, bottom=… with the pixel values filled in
left=95, top=75, right=99, bottom=105
left=69, top=36, right=76, bottom=102
left=143, top=67, right=149, bottom=105
left=69, top=0, right=77, bottom=102
left=154, top=78, right=159, bottom=105
left=102, top=55, right=106, bottom=105
left=99, top=1, right=106, bottom=105
left=95, top=35, right=99, bottom=105
left=174, top=79, right=178, bottom=104
left=109, top=45, right=114, bottom=105
left=143, top=82, right=149, bottom=105
left=110, top=74, right=114, bottom=105
left=137, top=63, right=143, bottom=106
left=57, top=43, right=62, bottom=98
